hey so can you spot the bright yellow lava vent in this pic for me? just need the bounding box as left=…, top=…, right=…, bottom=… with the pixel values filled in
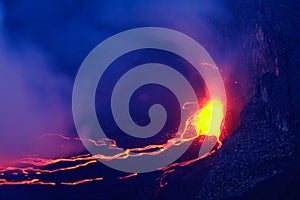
left=192, top=100, right=224, bottom=137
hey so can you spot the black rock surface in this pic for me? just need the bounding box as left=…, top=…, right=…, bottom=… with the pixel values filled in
left=196, top=0, right=300, bottom=199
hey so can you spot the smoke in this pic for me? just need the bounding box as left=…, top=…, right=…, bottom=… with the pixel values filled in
left=0, top=2, right=76, bottom=157
left=0, top=0, right=247, bottom=157
left=1, top=0, right=239, bottom=72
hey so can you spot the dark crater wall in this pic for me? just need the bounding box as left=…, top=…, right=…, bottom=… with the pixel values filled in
left=159, top=0, right=299, bottom=199
left=196, top=0, right=300, bottom=199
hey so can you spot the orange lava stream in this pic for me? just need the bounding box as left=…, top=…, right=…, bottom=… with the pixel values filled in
left=118, top=173, right=138, bottom=180
left=0, top=99, right=225, bottom=187
left=0, top=179, right=56, bottom=186
left=61, top=178, right=104, bottom=186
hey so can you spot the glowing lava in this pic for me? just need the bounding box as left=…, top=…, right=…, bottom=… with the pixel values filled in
left=0, top=99, right=226, bottom=187
left=193, top=100, right=224, bottom=138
